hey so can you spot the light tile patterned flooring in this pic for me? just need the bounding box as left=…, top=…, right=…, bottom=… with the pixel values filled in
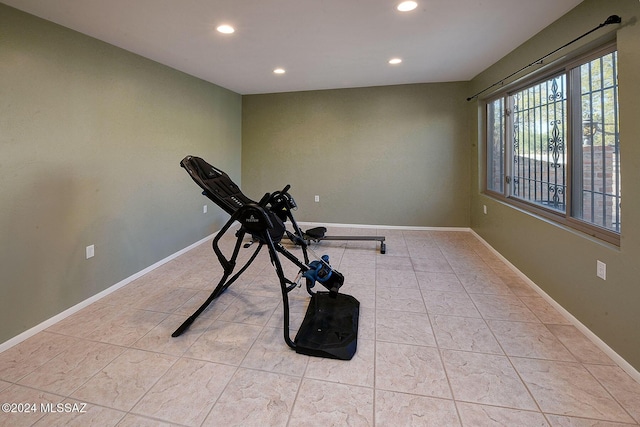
left=1, top=228, right=640, bottom=426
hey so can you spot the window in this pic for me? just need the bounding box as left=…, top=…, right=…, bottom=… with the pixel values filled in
left=485, top=44, right=620, bottom=244
left=487, top=97, right=505, bottom=194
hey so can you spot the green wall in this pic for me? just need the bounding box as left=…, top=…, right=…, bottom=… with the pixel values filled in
left=242, top=83, right=470, bottom=227
left=0, top=4, right=242, bottom=343
left=469, top=0, right=640, bottom=370
left=4, top=0, right=640, bottom=374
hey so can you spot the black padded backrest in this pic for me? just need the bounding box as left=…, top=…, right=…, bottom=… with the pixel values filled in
left=180, top=156, right=255, bottom=215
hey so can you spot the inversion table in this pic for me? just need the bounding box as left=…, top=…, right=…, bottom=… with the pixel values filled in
left=172, top=156, right=359, bottom=360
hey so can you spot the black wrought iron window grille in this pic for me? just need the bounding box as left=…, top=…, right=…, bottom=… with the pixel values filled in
left=484, top=44, right=620, bottom=244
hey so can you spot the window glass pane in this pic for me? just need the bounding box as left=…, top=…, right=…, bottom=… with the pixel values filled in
left=482, top=45, right=620, bottom=242
left=487, top=98, right=505, bottom=193
left=511, top=75, right=567, bottom=211
left=572, top=51, right=620, bottom=232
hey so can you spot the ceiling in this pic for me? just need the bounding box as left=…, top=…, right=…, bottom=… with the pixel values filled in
left=3, top=0, right=583, bottom=94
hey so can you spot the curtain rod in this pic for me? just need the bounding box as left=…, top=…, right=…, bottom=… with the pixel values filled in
left=466, top=14, right=622, bottom=102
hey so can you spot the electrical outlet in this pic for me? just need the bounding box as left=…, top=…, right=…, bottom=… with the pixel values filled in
left=203, top=204, right=208, bottom=214
left=86, top=245, right=95, bottom=259
left=314, top=195, right=320, bottom=202
left=483, top=205, right=487, bottom=215
left=596, top=260, right=606, bottom=280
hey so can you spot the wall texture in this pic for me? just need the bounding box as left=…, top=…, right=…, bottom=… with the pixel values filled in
left=469, top=0, right=640, bottom=370
left=0, top=4, right=242, bottom=343
left=4, top=0, right=639, bottom=375
left=242, top=83, right=470, bottom=227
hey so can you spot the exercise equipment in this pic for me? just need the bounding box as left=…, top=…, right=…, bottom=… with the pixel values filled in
left=172, top=156, right=359, bottom=360
left=298, top=226, right=386, bottom=254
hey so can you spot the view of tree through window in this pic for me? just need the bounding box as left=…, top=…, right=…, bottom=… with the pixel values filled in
left=572, top=51, right=620, bottom=232
left=487, top=98, right=505, bottom=193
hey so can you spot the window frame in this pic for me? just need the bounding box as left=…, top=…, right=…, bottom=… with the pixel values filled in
left=482, top=41, right=620, bottom=246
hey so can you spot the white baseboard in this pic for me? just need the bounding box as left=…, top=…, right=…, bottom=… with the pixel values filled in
left=0, top=232, right=216, bottom=354
left=297, top=221, right=471, bottom=233
left=0, top=223, right=461, bottom=353
left=3, top=224, right=638, bottom=384
left=470, top=230, right=640, bottom=383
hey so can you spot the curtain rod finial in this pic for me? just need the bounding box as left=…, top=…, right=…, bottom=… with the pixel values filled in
left=604, top=15, right=622, bottom=25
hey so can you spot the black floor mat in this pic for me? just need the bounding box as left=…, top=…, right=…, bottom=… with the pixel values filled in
left=294, top=292, right=359, bottom=360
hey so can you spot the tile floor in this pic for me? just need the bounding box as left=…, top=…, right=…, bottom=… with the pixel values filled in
left=1, top=228, right=640, bottom=426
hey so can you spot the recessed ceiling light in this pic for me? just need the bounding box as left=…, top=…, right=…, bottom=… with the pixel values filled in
left=216, top=24, right=235, bottom=34
left=397, top=1, right=418, bottom=12
left=273, top=68, right=286, bottom=74
left=389, top=58, right=402, bottom=65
